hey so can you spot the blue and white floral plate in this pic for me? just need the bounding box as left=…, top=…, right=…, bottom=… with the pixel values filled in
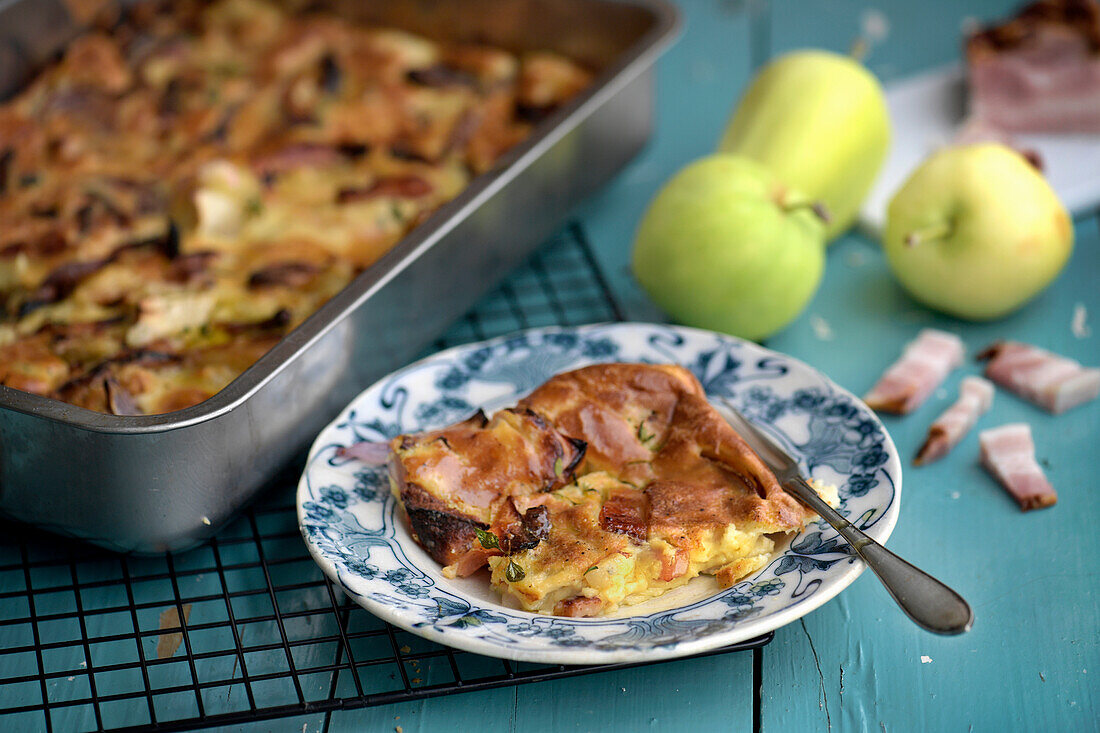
left=297, top=323, right=901, bottom=664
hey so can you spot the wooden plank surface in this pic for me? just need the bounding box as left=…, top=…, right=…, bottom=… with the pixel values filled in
left=3, top=1, right=1095, bottom=731
left=763, top=228, right=1099, bottom=732
left=324, top=652, right=758, bottom=732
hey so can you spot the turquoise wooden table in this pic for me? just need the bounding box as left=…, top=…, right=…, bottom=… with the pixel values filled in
left=312, top=1, right=1100, bottom=730
left=1, top=1, right=1096, bottom=731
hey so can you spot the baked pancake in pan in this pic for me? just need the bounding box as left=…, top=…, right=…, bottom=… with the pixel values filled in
left=0, top=0, right=591, bottom=414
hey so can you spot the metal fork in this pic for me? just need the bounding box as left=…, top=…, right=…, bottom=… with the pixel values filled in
left=723, top=402, right=974, bottom=635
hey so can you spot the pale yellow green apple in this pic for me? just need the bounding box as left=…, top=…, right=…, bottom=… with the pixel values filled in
left=632, top=154, right=827, bottom=341
left=883, top=144, right=1073, bottom=320
left=718, top=50, right=890, bottom=240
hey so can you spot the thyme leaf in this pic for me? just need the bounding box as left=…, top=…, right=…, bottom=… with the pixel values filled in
left=505, top=560, right=526, bottom=582
left=637, top=417, right=657, bottom=445
left=474, top=528, right=499, bottom=550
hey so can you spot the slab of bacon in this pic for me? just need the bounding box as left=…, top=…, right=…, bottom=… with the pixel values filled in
left=966, top=0, right=1100, bottom=134
left=914, top=376, right=995, bottom=465
left=864, top=329, right=966, bottom=414
left=979, top=423, right=1057, bottom=511
left=979, top=341, right=1100, bottom=413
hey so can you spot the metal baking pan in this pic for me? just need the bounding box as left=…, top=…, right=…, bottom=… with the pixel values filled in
left=0, top=0, right=679, bottom=552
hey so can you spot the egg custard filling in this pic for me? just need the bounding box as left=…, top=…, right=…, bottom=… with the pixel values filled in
left=485, top=473, right=782, bottom=616
left=388, top=363, right=834, bottom=618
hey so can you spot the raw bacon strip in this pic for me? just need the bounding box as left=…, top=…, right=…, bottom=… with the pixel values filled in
left=979, top=341, right=1100, bottom=414
left=979, top=423, right=1057, bottom=511
left=914, top=376, right=995, bottom=466
left=864, top=329, right=966, bottom=414
left=336, top=441, right=390, bottom=465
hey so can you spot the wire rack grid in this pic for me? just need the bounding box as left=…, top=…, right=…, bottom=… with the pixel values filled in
left=0, top=223, right=769, bottom=732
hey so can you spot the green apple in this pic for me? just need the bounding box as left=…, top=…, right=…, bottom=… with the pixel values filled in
left=632, top=154, right=827, bottom=341
left=883, top=144, right=1073, bottom=320
left=718, top=50, right=890, bottom=241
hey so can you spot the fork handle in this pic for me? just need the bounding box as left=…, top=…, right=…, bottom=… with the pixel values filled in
left=783, top=476, right=974, bottom=635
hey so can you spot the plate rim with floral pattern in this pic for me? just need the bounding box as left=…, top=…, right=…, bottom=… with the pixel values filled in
left=297, top=322, right=901, bottom=665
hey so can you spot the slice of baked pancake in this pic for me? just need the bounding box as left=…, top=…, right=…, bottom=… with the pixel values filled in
left=387, top=363, right=822, bottom=617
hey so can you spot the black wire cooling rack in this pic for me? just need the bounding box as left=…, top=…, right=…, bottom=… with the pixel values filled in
left=0, top=223, right=770, bottom=732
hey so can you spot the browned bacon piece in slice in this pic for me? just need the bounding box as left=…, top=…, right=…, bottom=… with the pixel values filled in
left=864, top=329, right=965, bottom=414
left=553, top=595, right=603, bottom=617
left=495, top=498, right=551, bottom=555
left=979, top=341, right=1100, bottom=414
left=979, top=423, right=1057, bottom=511
left=915, top=376, right=995, bottom=465
left=598, top=485, right=650, bottom=542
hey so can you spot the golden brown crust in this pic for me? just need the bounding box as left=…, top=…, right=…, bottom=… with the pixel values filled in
left=523, top=363, right=807, bottom=531
left=398, top=482, right=484, bottom=566
left=520, top=362, right=701, bottom=476
left=0, top=0, right=592, bottom=414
